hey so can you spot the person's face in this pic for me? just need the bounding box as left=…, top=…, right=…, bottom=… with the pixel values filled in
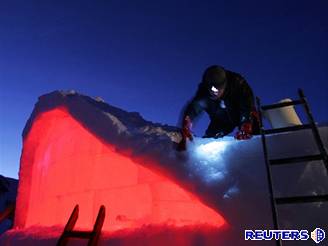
left=209, top=85, right=225, bottom=100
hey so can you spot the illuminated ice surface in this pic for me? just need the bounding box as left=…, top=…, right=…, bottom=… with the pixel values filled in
left=0, top=91, right=327, bottom=246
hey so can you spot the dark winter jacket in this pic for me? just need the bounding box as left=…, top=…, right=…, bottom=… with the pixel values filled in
left=184, top=69, right=256, bottom=128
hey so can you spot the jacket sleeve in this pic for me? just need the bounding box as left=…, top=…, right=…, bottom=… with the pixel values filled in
left=184, top=98, right=207, bottom=121
left=183, top=83, right=208, bottom=121
left=238, top=78, right=255, bottom=125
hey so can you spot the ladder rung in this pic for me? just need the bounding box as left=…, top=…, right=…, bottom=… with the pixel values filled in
left=261, top=100, right=303, bottom=110
left=57, top=205, right=106, bottom=246
left=269, top=154, right=323, bottom=165
left=65, top=230, right=93, bottom=238
left=276, top=194, right=328, bottom=205
left=263, top=124, right=312, bottom=134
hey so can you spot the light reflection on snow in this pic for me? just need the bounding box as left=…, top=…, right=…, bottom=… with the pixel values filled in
left=187, top=137, right=237, bottom=186
left=195, top=141, right=229, bottom=162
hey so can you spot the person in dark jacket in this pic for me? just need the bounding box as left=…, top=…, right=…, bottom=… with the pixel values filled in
left=181, top=65, right=259, bottom=143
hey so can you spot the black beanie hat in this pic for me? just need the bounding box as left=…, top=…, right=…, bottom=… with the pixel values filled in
left=202, top=65, right=227, bottom=89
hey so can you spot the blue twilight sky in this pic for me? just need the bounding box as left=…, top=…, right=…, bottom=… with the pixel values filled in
left=0, top=1, right=327, bottom=179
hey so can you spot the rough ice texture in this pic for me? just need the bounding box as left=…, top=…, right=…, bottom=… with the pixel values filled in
left=1, top=90, right=327, bottom=246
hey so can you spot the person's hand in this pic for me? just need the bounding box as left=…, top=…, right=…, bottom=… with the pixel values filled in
left=177, top=116, right=193, bottom=151
left=182, top=116, right=193, bottom=141
left=235, top=122, right=252, bottom=140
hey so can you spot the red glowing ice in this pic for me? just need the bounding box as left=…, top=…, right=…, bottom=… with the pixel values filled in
left=15, top=107, right=226, bottom=232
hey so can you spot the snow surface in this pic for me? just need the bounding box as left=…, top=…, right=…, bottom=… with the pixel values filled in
left=1, top=90, right=327, bottom=246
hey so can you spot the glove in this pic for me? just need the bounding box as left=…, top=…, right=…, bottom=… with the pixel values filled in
left=235, top=122, right=252, bottom=140
left=182, top=116, right=193, bottom=141
left=177, top=116, right=193, bottom=151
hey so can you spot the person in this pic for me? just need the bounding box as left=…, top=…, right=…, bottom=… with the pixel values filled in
left=181, top=65, right=260, bottom=144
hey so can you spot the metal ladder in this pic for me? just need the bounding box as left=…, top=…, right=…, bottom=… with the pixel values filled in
left=256, top=89, right=328, bottom=246
left=57, top=204, right=106, bottom=246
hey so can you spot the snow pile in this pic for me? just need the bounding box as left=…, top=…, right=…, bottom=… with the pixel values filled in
left=0, top=175, right=18, bottom=234
left=0, top=90, right=327, bottom=246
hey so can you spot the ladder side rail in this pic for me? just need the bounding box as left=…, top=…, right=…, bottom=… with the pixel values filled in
left=88, top=205, right=106, bottom=246
left=298, top=89, right=328, bottom=171
left=57, top=204, right=80, bottom=246
left=256, top=97, right=282, bottom=246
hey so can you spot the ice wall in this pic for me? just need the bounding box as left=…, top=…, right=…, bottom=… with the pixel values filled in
left=16, top=107, right=226, bottom=231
